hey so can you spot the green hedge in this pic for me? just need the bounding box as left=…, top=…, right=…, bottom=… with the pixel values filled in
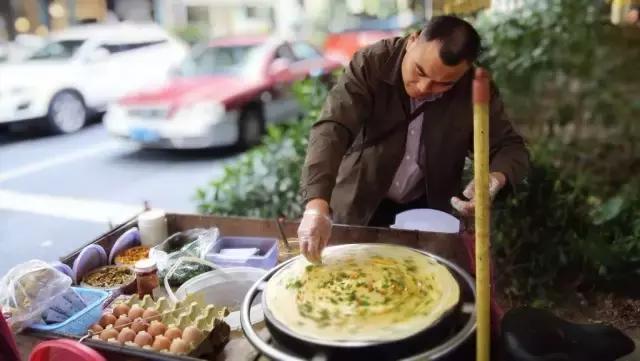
left=478, top=0, right=640, bottom=298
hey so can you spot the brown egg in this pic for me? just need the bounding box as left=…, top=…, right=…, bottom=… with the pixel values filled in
left=128, top=304, right=145, bottom=319
left=99, top=313, right=117, bottom=328
left=100, top=327, right=119, bottom=341
left=89, top=324, right=103, bottom=334
left=164, top=327, right=182, bottom=341
left=130, top=317, right=148, bottom=333
left=134, top=330, right=153, bottom=347
left=182, top=326, right=203, bottom=345
left=142, top=308, right=161, bottom=322
left=114, top=314, right=132, bottom=331
left=117, top=327, right=136, bottom=344
left=113, top=303, right=130, bottom=318
left=152, top=335, right=171, bottom=351
left=169, top=338, right=189, bottom=354
left=147, top=320, right=167, bottom=337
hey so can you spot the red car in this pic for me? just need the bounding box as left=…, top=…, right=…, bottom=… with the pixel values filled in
left=104, top=35, right=341, bottom=149
left=323, top=15, right=414, bottom=65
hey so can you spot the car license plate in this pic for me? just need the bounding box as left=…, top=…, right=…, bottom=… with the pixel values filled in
left=129, top=127, right=159, bottom=142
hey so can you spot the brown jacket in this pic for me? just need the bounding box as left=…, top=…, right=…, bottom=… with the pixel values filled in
left=301, top=36, right=529, bottom=225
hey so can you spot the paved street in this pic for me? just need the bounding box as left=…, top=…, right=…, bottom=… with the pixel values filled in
left=0, top=122, right=241, bottom=275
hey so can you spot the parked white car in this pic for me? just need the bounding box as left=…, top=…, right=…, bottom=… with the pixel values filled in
left=0, top=22, right=187, bottom=134
left=0, top=34, right=46, bottom=63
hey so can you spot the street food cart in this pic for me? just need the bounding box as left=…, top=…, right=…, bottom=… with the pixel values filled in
left=17, top=212, right=476, bottom=360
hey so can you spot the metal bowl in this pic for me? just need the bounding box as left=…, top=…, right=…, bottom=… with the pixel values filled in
left=241, top=244, right=477, bottom=361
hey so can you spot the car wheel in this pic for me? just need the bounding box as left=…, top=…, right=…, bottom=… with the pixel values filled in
left=237, top=107, right=265, bottom=148
left=47, top=90, right=87, bottom=134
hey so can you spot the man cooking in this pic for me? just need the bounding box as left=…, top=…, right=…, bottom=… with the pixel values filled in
left=298, top=16, right=529, bottom=263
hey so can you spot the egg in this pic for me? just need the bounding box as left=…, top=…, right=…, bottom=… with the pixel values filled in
left=182, top=326, right=203, bottom=345
left=113, top=303, right=130, bottom=318
left=114, top=314, right=132, bottom=331
left=100, top=327, right=119, bottom=341
left=152, top=335, right=171, bottom=351
left=169, top=338, right=189, bottom=354
left=117, top=327, right=136, bottom=344
left=142, top=308, right=161, bottom=322
left=89, top=324, right=103, bottom=334
left=147, top=320, right=167, bottom=337
left=128, top=304, right=145, bottom=319
left=130, top=317, right=148, bottom=333
left=164, top=327, right=182, bottom=341
left=133, top=330, right=153, bottom=347
left=99, top=313, right=117, bottom=328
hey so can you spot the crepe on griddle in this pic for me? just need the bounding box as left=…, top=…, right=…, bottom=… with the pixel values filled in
left=265, top=244, right=459, bottom=342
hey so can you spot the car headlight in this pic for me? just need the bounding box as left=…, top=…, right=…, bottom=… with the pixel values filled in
left=172, top=101, right=225, bottom=124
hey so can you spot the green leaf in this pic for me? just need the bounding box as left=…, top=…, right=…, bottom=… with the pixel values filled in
left=591, top=196, right=625, bottom=225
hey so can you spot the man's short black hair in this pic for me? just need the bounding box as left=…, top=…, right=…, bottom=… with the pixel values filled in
left=420, top=15, right=481, bottom=66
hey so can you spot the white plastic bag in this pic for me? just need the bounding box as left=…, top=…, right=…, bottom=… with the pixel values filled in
left=0, top=260, right=72, bottom=332
left=150, top=227, right=219, bottom=278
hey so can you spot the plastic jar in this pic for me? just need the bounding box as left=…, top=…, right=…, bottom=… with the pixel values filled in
left=134, top=258, right=159, bottom=297
left=137, top=210, right=168, bottom=247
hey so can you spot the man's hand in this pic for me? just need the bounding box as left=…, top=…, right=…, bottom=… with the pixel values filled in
left=451, top=172, right=507, bottom=216
left=298, top=199, right=332, bottom=264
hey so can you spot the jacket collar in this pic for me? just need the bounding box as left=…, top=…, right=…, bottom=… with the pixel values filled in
left=380, top=36, right=409, bottom=86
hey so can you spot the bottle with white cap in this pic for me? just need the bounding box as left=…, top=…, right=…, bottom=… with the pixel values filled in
left=137, top=209, right=168, bottom=247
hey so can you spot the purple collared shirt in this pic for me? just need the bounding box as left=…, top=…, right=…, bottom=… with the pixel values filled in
left=387, top=93, right=441, bottom=203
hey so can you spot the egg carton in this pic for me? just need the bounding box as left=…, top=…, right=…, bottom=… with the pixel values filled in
left=92, top=294, right=230, bottom=357
left=120, top=293, right=229, bottom=333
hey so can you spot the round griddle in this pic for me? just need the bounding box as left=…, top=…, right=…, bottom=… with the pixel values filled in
left=241, top=244, right=476, bottom=361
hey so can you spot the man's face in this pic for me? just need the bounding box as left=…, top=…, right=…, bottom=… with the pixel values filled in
left=401, top=33, right=470, bottom=99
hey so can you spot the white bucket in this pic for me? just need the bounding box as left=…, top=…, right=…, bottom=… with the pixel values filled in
left=172, top=266, right=266, bottom=331
left=390, top=208, right=460, bottom=234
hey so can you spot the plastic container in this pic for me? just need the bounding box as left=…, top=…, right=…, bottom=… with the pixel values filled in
left=29, top=287, right=109, bottom=337
left=206, top=236, right=278, bottom=270
left=137, top=210, right=168, bottom=247
left=30, top=339, right=107, bottom=361
left=390, top=208, right=461, bottom=234
left=172, top=267, right=267, bottom=331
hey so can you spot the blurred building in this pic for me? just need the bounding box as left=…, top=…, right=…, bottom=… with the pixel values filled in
left=0, top=0, right=160, bottom=40
left=167, top=0, right=305, bottom=38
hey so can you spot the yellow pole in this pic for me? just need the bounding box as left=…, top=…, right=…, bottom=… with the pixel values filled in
left=473, top=68, right=491, bottom=361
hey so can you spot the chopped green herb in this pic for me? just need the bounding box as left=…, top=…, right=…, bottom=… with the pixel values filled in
left=300, top=302, right=313, bottom=314
left=286, top=279, right=303, bottom=289
left=319, top=308, right=330, bottom=320
left=305, top=265, right=316, bottom=272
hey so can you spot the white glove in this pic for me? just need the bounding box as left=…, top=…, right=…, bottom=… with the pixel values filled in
left=451, top=172, right=506, bottom=216
left=297, top=209, right=332, bottom=264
